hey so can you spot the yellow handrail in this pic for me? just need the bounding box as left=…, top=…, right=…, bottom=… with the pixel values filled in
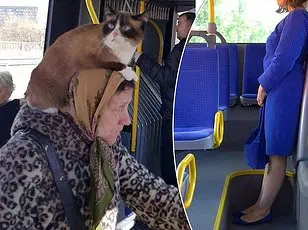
left=148, top=19, right=164, bottom=64
left=85, top=0, right=99, bottom=24
left=131, top=0, right=145, bottom=152
left=176, top=153, right=197, bottom=209
left=212, top=110, right=224, bottom=149
left=209, top=0, right=215, bottom=23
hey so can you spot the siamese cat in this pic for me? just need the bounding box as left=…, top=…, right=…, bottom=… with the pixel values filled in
left=26, top=7, right=147, bottom=111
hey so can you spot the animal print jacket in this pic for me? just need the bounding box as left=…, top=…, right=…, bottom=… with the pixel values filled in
left=0, top=105, right=190, bottom=230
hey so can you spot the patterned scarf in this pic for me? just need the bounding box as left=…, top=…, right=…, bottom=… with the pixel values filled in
left=70, top=69, right=124, bottom=229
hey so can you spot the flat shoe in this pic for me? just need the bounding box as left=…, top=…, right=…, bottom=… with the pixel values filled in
left=232, top=213, right=272, bottom=226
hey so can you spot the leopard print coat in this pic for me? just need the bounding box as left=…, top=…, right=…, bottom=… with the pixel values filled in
left=0, top=105, right=190, bottom=230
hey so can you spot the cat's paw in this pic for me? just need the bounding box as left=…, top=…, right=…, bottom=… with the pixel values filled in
left=119, top=67, right=137, bottom=81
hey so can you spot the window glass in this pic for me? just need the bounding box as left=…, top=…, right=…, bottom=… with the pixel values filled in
left=192, top=0, right=286, bottom=43
left=0, top=0, right=49, bottom=99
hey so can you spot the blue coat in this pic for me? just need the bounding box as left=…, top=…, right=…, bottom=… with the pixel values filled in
left=258, top=9, right=308, bottom=156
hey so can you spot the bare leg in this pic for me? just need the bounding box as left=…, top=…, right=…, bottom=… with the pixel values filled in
left=240, top=163, right=269, bottom=214
left=240, top=156, right=287, bottom=222
left=241, top=177, right=264, bottom=214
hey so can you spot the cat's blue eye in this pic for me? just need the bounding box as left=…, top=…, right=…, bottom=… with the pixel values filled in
left=108, top=23, right=115, bottom=29
left=122, top=25, right=131, bottom=32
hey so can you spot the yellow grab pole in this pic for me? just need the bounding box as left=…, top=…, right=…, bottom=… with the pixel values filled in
left=148, top=19, right=164, bottom=64
left=131, top=0, right=145, bottom=152
left=208, top=0, right=216, bottom=46
left=85, top=0, right=99, bottom=24
left=209, top=0, right=215, bottom=23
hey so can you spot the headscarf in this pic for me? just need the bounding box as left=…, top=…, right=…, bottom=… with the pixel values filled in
left=69, top=68, right=124, bottom=229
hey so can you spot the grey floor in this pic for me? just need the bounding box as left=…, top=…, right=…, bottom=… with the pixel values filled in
left=177, top=104, right=297, bottom=230
left=176, top=105, right=260, bottom=230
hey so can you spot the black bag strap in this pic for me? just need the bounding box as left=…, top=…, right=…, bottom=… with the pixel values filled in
left=18, top=128, right=86, bottom=230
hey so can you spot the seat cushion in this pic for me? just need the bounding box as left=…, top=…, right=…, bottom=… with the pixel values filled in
left=174, top=127, right=214, bottom=141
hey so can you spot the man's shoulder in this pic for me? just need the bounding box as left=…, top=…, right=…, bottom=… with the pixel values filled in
left=174, top=39, right=186, bottom=49
left=171, top=39, right=186, bottom=54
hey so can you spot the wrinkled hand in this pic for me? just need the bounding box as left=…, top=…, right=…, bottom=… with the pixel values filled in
left=257, top=85, right=267, bottom=106
left=119, top=67, right=137, bottom=81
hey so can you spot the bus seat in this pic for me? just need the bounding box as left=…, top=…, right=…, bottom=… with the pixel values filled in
left=190, top=43, right=238, bottom=108
left=228, top=44, right=239, bottom=107
left=189, top=44, right=230, bottom=113
left=216, top=45, right=230, bottom=118
left=174, top=48, right=219, bottom=150
left=187, top=43, right=208, bottom=48
left=240, top=43, right=266, bottom=106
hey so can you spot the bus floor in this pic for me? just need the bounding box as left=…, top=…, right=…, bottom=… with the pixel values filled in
left=176, top=104, right=273, bottom=230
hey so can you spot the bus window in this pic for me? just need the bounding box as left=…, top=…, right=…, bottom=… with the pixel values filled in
left=193, top=0, right=285, bottom=43
left=0, top=0, right=49, bottom=99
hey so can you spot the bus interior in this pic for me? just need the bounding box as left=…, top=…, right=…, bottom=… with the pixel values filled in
left=174, top=2, right=308, bottom=230
left=0, top=0, right=195, bottom=229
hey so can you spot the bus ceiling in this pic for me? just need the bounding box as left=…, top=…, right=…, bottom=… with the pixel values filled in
left=150, top=0, right=195, bottom=12
left=45, top=0, right=195, bottom=49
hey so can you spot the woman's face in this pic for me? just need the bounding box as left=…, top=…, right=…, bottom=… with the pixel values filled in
left=97, top=87, right=133, bottom=145
left=0, top=87, right=10, bottom=105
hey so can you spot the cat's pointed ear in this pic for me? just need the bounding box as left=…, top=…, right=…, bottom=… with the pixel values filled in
left=132, top=11, right=148, bottom=23
left=105, top=5, right=117, bottom=21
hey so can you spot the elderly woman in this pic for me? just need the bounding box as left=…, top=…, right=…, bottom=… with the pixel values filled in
left=0, top=71, right=20, bottom=147
left=0, top=69, right=190, bottom=230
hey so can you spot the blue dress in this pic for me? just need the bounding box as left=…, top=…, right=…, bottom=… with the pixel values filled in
left=258, top=9, right=308, bottom=156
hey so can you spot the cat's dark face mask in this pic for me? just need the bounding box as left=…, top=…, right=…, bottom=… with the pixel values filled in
left=101, top=7, right=147, bottom=66
left=102, top=7, right=147, bottom=43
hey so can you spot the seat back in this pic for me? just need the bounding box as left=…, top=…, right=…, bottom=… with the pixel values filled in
left=216, top=44, right=230, bottom=109
left=228, top=44, right=239, bottom=97
left=174, top=47, right=219, bottom=129
left=187, top=43, right=208, bottom=49
left=242, top=43, right=266, bottom=94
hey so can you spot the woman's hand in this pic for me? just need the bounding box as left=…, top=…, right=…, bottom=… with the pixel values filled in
left=257, top=85, right=267, bottom=106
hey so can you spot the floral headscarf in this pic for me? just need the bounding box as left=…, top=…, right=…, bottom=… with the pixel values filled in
left=70, top=69, right=124, bottom=229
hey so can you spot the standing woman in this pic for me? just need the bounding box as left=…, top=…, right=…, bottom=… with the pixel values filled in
left=234, top=0, right=308, bottom=226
